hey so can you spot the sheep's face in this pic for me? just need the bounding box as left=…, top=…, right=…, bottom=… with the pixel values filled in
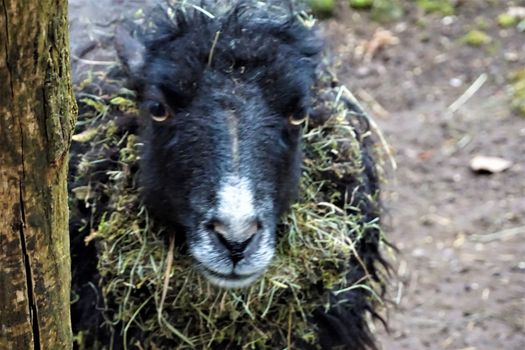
left=116, top=7, right=319, bottom=288
left=139, top=82, right=302, bottom=288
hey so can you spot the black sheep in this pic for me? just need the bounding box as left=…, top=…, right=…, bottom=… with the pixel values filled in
left=69, top=1, right=388, bottom=349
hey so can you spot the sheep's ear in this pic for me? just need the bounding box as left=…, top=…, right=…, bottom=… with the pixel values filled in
left=115, top=26, right=145, bottom=75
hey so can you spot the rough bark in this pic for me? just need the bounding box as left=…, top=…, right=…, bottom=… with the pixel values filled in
left=0, top=0, right=76, bottom=349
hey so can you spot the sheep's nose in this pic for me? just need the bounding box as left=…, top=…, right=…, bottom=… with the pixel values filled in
left=211, top=219, right=259, bottom=263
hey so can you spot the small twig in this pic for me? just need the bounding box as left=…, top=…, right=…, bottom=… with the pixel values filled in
left=471, top=225, right=525, bottom=243
left=191, top=4, right=215, bottom=19
left=287, top=308, right=292, bottom=350
left=447, top=73, right=488, bottom=116
left=395, top=281, right=404, bottom=305
left=341, top=86, right=397, bottom=171
left=357, top=89, right=389, bottom=118
left=71, top=55, right=116, bottom=65
left=123, top=296, right=153, bottom=350
left=208, top=31, right=221, bottom=67
left=158, top=235, right=175, bottom=320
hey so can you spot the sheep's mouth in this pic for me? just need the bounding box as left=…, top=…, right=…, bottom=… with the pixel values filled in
left=200, top=267, right=262, bottom=289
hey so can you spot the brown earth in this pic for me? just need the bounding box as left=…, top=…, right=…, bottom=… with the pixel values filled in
left=68, top=0, right=525, bottom=349
left=321, top=1, right=525, bottom=349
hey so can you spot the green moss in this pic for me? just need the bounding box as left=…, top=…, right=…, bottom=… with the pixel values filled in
left=346, top=0, right=403, bottom=23
left=511, top=69, right=525, bottom=117
left=79, top=97, right=109, bottom=116
left=349, top=0, right=374, bottom=9
left=416, top=0, right=455, bottom=16
left=308, top=0, right=335, bottom=16
left=497, top=13, right=517, bottom=28
left=474, top=16, right=490, bottom=30
left=110, top=96, right=136, bottom=109
left=370, top=0, right=404, bottom=22
left=461, top=30, right=492, bottom=47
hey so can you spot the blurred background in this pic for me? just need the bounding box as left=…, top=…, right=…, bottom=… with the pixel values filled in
left=68, top=0, right=525, bottom=349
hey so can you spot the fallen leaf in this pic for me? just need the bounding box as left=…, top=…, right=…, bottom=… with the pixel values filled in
left=453, top=233, right=466, bottom=248
left=418, top=150, right=434, bottom=160
left=363, top=28, right=400, bottom=62
left=469, top=155, right=512, bottom=173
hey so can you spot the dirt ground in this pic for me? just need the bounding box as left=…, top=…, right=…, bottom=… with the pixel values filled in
left=68, top=0, right=525, bottom=349
left=321, top=1, right=525, bottom=349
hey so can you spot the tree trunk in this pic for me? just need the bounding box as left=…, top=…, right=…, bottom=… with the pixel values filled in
left=0, top=0, right=76, bottom=349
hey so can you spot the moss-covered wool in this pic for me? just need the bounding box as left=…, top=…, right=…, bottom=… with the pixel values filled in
left=70, top=62, right=388, bottom=349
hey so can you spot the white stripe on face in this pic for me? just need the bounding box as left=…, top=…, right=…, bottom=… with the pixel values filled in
left=216, top=176, right=257, bottom=242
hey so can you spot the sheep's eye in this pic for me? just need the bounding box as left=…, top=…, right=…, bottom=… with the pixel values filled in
left=148, top=101, right=169, bottom=122
left=288, top=114, right=307, bottom=126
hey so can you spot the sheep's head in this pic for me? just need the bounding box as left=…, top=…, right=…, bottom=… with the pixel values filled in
left=116, top=5, right=320, bottom=288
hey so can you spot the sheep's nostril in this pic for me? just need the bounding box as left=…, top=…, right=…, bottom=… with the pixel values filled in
left=216, top=234, right=253, bottom=264
left=245, top=220, right=259, bottom=238
left=208, top=218, right=260, bottom=263
left=228, top=238, right=254, bottom=264
left=212, top=221, right=228, bottom=236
